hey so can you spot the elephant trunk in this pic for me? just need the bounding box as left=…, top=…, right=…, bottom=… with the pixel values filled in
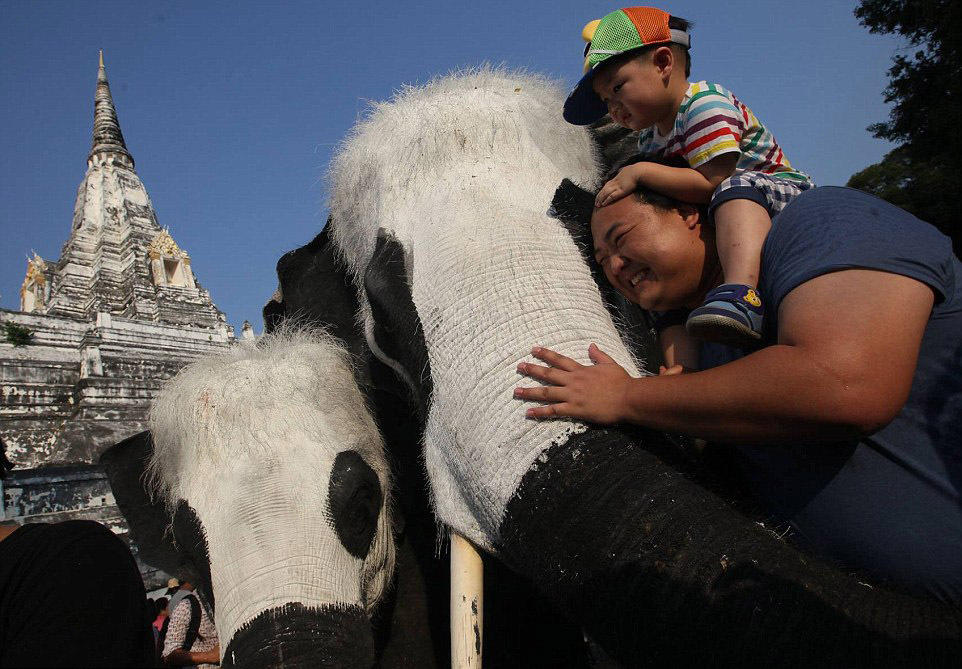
left=221, top=603, right=375, bottom=669
left=498, top=427, right=962, bottom=666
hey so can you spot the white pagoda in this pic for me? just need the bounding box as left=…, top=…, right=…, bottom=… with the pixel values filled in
left=0, top=55, right=234, bottom=569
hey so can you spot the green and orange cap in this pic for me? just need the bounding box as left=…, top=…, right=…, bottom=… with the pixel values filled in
left=563, top=7, right=690, bottom=125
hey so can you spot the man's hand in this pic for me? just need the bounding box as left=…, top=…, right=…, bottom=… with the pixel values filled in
left=164, top=645, right=220, bottom=666
left=595, top=164, right=644, bottom=208
left=514, top=343, right=634, bottom=423
left=194, top=646, right=221, bottom=665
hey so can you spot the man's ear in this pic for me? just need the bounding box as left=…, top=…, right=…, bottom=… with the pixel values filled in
left=677, top=202, right=702, bottom=230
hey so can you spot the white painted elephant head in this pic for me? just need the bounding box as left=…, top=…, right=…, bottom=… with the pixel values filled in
left=328, top=68, right=639, bottom=551
left=270, top=68, right=959, bottom=665
left=103, top=330, right=395, bottom=668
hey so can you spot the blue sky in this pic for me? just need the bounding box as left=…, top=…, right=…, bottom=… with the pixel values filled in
left=0, top=1, right=903, bottom=333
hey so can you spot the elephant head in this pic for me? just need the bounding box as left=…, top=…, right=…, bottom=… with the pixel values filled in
left=294, top=68, right=959, bottom=665
left=103, top=330, right=395, bottom=668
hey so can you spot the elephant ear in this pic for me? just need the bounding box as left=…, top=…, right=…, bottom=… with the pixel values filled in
left=262, top=294, right=286, bottom=334
left=363, top=228, right=433, bottom=417
left=100, top=432, right=194, bottom=587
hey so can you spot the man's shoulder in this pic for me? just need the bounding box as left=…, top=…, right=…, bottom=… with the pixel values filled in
left=170, top=592, right=198, bottom=616
left=764, top=186, right=956, bottom=309
left=771, top=186, right=937, bottom=240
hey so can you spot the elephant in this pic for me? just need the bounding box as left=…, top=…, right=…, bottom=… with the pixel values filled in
left=102, top=330, right=411, bottom=668
left=267, top=68, right=961, bottom=666
left=265, top=230, right=594, bottom=667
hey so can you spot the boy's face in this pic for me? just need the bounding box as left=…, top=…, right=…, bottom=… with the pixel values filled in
left=591, top=195, right=708, bottom=311
left=591, top=53, right=675, bottom=132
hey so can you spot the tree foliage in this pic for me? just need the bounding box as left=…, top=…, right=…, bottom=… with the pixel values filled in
left=3, top=321, right=33, bottom=347
left=847, top=0, right=961, bottom=252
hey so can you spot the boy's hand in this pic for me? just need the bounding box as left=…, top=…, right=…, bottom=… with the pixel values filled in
left=658, top=364, right=686, bottom=376
left=595, top=164, right=643, bottom=207
left=514, top=343, right=633, bottom=424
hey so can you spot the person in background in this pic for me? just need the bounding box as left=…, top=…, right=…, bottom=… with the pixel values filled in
left=153, top=597, right=170, bottom=662
left=166, top=577, right=189, bottom=614
left=162, top=580, right=220, bottom=667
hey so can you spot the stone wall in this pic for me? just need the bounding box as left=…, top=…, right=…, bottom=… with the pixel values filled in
left=0, top=308, right=233, bottom=468
left=0, top=464, right=171, bottom=589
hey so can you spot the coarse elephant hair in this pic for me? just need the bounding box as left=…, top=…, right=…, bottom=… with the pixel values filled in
left=147, top=327, right=395, bottom=625
left=328, top=67, right=602, bottom=277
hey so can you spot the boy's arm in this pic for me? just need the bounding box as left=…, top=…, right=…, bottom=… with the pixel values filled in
left=596, top=153, right=738, bottom=207
left=658, top=324, right=699, bottom=373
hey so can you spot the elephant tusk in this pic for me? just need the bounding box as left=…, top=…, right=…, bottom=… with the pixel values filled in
left=450, top=531, right=483, bottom=668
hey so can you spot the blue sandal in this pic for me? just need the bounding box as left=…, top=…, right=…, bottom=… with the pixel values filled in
left=686, top=283, right=764, bottom=347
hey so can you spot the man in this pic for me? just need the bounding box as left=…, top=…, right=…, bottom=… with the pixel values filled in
left=165, top=577, right=189, bottom=620
left=515, top=168, right=961, bottom=604
left=162, top=580, right=220, bottom=667
left=0, top=519, right=154, bottom=666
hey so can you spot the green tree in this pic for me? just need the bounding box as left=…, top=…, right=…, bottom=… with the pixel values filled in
left=3, top=321, right=33, bottom=347
left=847, top=0, right=961, bottom=252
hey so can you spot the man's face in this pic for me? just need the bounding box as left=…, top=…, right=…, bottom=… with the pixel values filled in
left=591, top=54, right=674, bottom=132
left=591, top=195, right=707, bottom=311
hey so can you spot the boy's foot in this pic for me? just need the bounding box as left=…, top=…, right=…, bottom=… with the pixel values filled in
left=686, top=284, right=764, bottom=348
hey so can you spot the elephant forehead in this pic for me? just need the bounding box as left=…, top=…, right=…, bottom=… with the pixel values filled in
left=328, top=68, right=600, bottom=276
left=149, top=332, right=387, bottom=490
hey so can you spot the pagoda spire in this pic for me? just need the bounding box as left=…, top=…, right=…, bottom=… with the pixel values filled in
left=88, top=50, right=134, bottom=169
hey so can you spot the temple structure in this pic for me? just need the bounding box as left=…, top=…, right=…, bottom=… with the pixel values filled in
left=0, top=54, right=234, bottom=585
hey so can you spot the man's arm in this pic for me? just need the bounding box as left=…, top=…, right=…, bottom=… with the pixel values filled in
left=518, top=270, right=933, bottom=443
left=164, top=646, right=220, bottom=666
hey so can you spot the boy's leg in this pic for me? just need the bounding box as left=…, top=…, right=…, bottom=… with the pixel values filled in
left=686, top=171, right=812, bottom=347
left=713, top=199, right=771, bottom=288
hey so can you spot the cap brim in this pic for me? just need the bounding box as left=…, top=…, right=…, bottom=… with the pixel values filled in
left=563, top=69, right=608, bottom=126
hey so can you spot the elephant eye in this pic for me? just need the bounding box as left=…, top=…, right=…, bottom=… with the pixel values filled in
left=327, top=451, right=383, bottom=559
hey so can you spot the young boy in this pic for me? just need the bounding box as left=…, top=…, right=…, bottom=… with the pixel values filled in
left=563, top=6, right=813, bottom=370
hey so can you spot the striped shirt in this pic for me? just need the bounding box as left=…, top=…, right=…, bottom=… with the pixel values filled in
left=637, top=81, right=808, bottom=182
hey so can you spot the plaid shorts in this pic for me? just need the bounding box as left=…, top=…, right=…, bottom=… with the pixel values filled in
left=709, top=170, right=815, bottom=218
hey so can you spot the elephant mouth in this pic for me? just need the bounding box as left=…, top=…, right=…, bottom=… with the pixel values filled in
left=222, top=603, right=374, bottom=669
